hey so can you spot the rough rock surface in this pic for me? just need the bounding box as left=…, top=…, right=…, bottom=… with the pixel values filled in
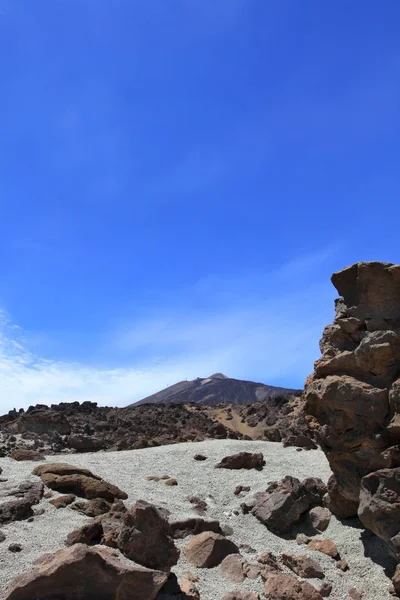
left=0, top=481, right=44, bottom=525
left=281, top=553, right=325, bottom=579
left=169, top=517, right=222, bottom=539
left=242, top=475, right=326, bottom=533
left=304, top=262, right=400, bottom=559
left=263, top=571, right=323, bottom=600
left=4, top=543, right=167, bottom=600
left=184, top=531, right=239, bottom=568
left=33, top=463, right=128, bottom=502
left=67, top=499, right=179, bottom=572
left=215, top=452, right=265, bottom=470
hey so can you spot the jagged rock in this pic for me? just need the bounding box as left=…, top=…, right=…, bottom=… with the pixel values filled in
left=67, top=499, right=179, bottom=572
left=392, top=564, right=400, bottom=596
left=180, top=578, right=200, bottom=599
left=307, top=506, right=332, bottom=532
left=256, top=551, right=281, bottom=571
left=184, top=532, right=239, bottom=568
left=263, top=571, right=323, bottom=600
left=358, top=467, right=400, bottom=557
left=215, top=452, right=265, bottom=470
left=67, top=435, right=106, bottom=452
left=33, top=463, right=127, bottom=502
left=72, top=498, right=111, bottom=517
left=4, top=543, right=167, bottom=600
left=305, top=262, right=400, bottom=534
left=169, top=517, right=222, bottom=539
left=0, top=530, right=6, bottom=542
left=307, top=539, right=339, bottom=559
left=336, top=559, right=349, bottom=571
left=220, top=554, right=249, bottom=583
left=281, top=554, right=324, bottom=579
left=242, top=476, right=326, bottom=533
left=10, top=449, right=43, bottom=461
left=234, top=485, right=251, bottom=496
left=8, top=543, right=22, bottom=552
left=50, top=494, right=76, bottom=509
left=319, top=582, right=332, bottom=597
left=0, top=481, right=44, bottom=524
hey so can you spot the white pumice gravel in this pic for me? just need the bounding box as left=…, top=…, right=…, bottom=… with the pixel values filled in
left=0, top=440, right=396, bottom=599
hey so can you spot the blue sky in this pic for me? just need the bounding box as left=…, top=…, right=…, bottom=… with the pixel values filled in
left=0, top=0, right=399, bottom=410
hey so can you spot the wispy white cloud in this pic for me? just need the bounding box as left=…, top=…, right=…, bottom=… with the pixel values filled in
left=0, top=249, right=337, bottom=412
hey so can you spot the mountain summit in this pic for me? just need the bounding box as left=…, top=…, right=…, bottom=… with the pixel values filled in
left=132, top=374, right=301, bottom=406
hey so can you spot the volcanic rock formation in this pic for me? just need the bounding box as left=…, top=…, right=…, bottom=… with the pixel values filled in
left=304, top=261, right=400, bottom=555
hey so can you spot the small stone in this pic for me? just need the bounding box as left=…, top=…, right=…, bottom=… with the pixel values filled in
left=336, top=559, right=349, bottom=571
left=348, top=588, right=362, bottom=600
left=165, top=478, right=178, bottom=486
left=184, top=531, right=239, bottom=568
left=296, top=448, right=303, bottom=452
left=257, top=552, right=281, bottom=571
left=27, top=517, right=34, bottom=523
left=50, top=494, right=76, bottom=509
left=8, top=543, right=22, bottom=552
left=43, top=491, right=53, bottom=499
left=234, top=485, right=251, bottom=496
left=181, top=578, right=200, bottom=599
left=222, top=593, right=259, bottom=600
left=194, top=454, right=207, bottom=461
left=320, top=582, right=332, bottom=597
left=296, top=533, right=310, bottom=545
left=308, top=538, right=339, bottom=559
left=0, top=531, right=6, bottom=542
left=308, top=506, right=332, bottom=532
left=281, top=553, right=325, bottom=579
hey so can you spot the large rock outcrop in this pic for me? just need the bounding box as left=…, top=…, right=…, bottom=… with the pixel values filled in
left=304, top=262, right=400, bottom=552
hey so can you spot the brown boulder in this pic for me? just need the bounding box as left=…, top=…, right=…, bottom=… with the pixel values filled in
left=324, top=475, right=359, bottom=519
left=263, top=571, right=322, bottom=600
left=358, top=467, right=400, bottom=557
left=10, top=449, right=43, bottom=461
left=33, top=463, right=127, bottom=502
left=50, top=494, right=76, bottom=509
left=0, top=481, right=44, bottom=525
left=184, top=532, right=239, bottom=568
left=220, top=554, right=260, bottom=583
left=170, top=517, right=222, bottom=539
left=308, top=539, right=339, bottom=559
left=281, top=553, right=324, bottom=578
left=215, top=452, right=264, bottom=470
left=242, top=476, right=327, bottom=534
left=4, top=543, right=167, bottom=600
left=307, top=506, right=332, bottom=532
left=72, top=498, right=111, bottom=517
left=67, top=499, right=179, bottom=572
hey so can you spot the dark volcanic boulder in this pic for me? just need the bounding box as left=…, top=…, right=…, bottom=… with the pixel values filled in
left=10, top=449, right=43, bottom=461
left=215, top=452, right=265, bottom=470
left=358, top=467, right=400, bottom=557
left=67, top=499, right=179, bottom=572
left=169, top=517, right=222, bottom=539
left=242, top=476, right=327, bottom=534
left=4, top=543, right=167, bottom=600
left=0, top=481, right=44, bottom=525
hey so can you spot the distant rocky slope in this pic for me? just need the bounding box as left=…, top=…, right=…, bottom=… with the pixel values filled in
left=0, top=390, right=310, bottom=457
left=132, top=373, right=301, bottom=406
left=304, top=261, right=400, bottom=558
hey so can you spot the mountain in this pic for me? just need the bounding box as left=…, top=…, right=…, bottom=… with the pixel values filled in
left=132, top=373, right=301, bottom=406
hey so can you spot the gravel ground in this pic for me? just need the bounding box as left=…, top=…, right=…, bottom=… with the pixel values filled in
left=0, top=439, right=396, bottom=599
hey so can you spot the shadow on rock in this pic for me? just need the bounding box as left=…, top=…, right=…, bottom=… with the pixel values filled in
left=361, top=528, right=397, bottom=578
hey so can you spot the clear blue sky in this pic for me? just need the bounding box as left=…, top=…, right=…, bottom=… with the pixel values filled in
left=0, top=1, right=399, bottom=409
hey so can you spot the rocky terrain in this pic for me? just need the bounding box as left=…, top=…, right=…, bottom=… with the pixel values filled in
left=0, top=440, right=394, bottom=600
left=305, top=261, right=400, bottom=562
left=0, top=392, right=310, bottom=458
left=133, top=373, right=301, bottom=407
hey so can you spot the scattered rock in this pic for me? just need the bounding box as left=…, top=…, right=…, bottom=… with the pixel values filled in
left=216, top=452, right=264, bottom=470
left=181, top=578, right=200, bottom=599
left=348, top=588, right=362, bottom=600
left=72, top=497, right=111, bottom=517
left=0, top=530, right=6, bottom=542
left=320, top=582, right=333, bottom=597
left=308, top=506, right=332, bottom=532
left=222, top=592, right=259, bottom=600
left=308, top=539, right=339, bottom=559
left=194, top=454, right=207, bottom=461
left=0, top=481, right=44, bottom=525
left=165, top=478, right=178, bottom=486
left=67, top=499, right=179, bottom=572
left=50, top=494, right=76, bottom=509
left=234, top=485, right=251, bottom=496
left=257, top=552, right=281, bottom=571
left=263, top=571, right=323, bottom=600
left=170, top=517, right=222, bottom=539
left=281, top=554, right=324, bottom=579
left=336, top=559, right=349, bottom=571
left=33, top=463, right=127, bottom=502
left=8, top=543, right=22, bottom=553
left=296, top=533, right=311, bottom=545
left=184, top=531, right=239, bottom=568
left=4, top=543, right=167, bottom=600
left=188, top=496, right=208, bottom=515
left=10, top=449, right=43, bottom=461
left=242, top=476, right=327, bottom=534
left=220, top=554, right=259, bottom=583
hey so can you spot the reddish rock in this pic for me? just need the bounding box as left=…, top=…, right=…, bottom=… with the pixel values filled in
left=72, top=498, right=111, bottom=517
left=50, top=494, right=76, bottom=509
left=320, top=582, right=333, bottom=597
left=194, top=454, right=208, bottom=461
left=281, top=553, right=324, bottom=579
left=10, top=449, right=43, bottom=461
left=181, top=578, right=200, bottom=599
left=184, top=532, right=239, bottom=568
left=263, top=571, right=322, bottom=600
left=336, top=559, right=349, bottom=571
left=215, top=452, right=265, bottom=470
left=348, top=588, right=362, bottom=600
left=308, top=539, right=339, bottom=559
left=165, top=478, right=178, bottom=486
left=170, top=517, right=222, bottom=539
left=0, top=481, right=44, bottom=525
left=4, top=543, right=167, bottom=600
left=308, top=506, right=332, bottom=532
